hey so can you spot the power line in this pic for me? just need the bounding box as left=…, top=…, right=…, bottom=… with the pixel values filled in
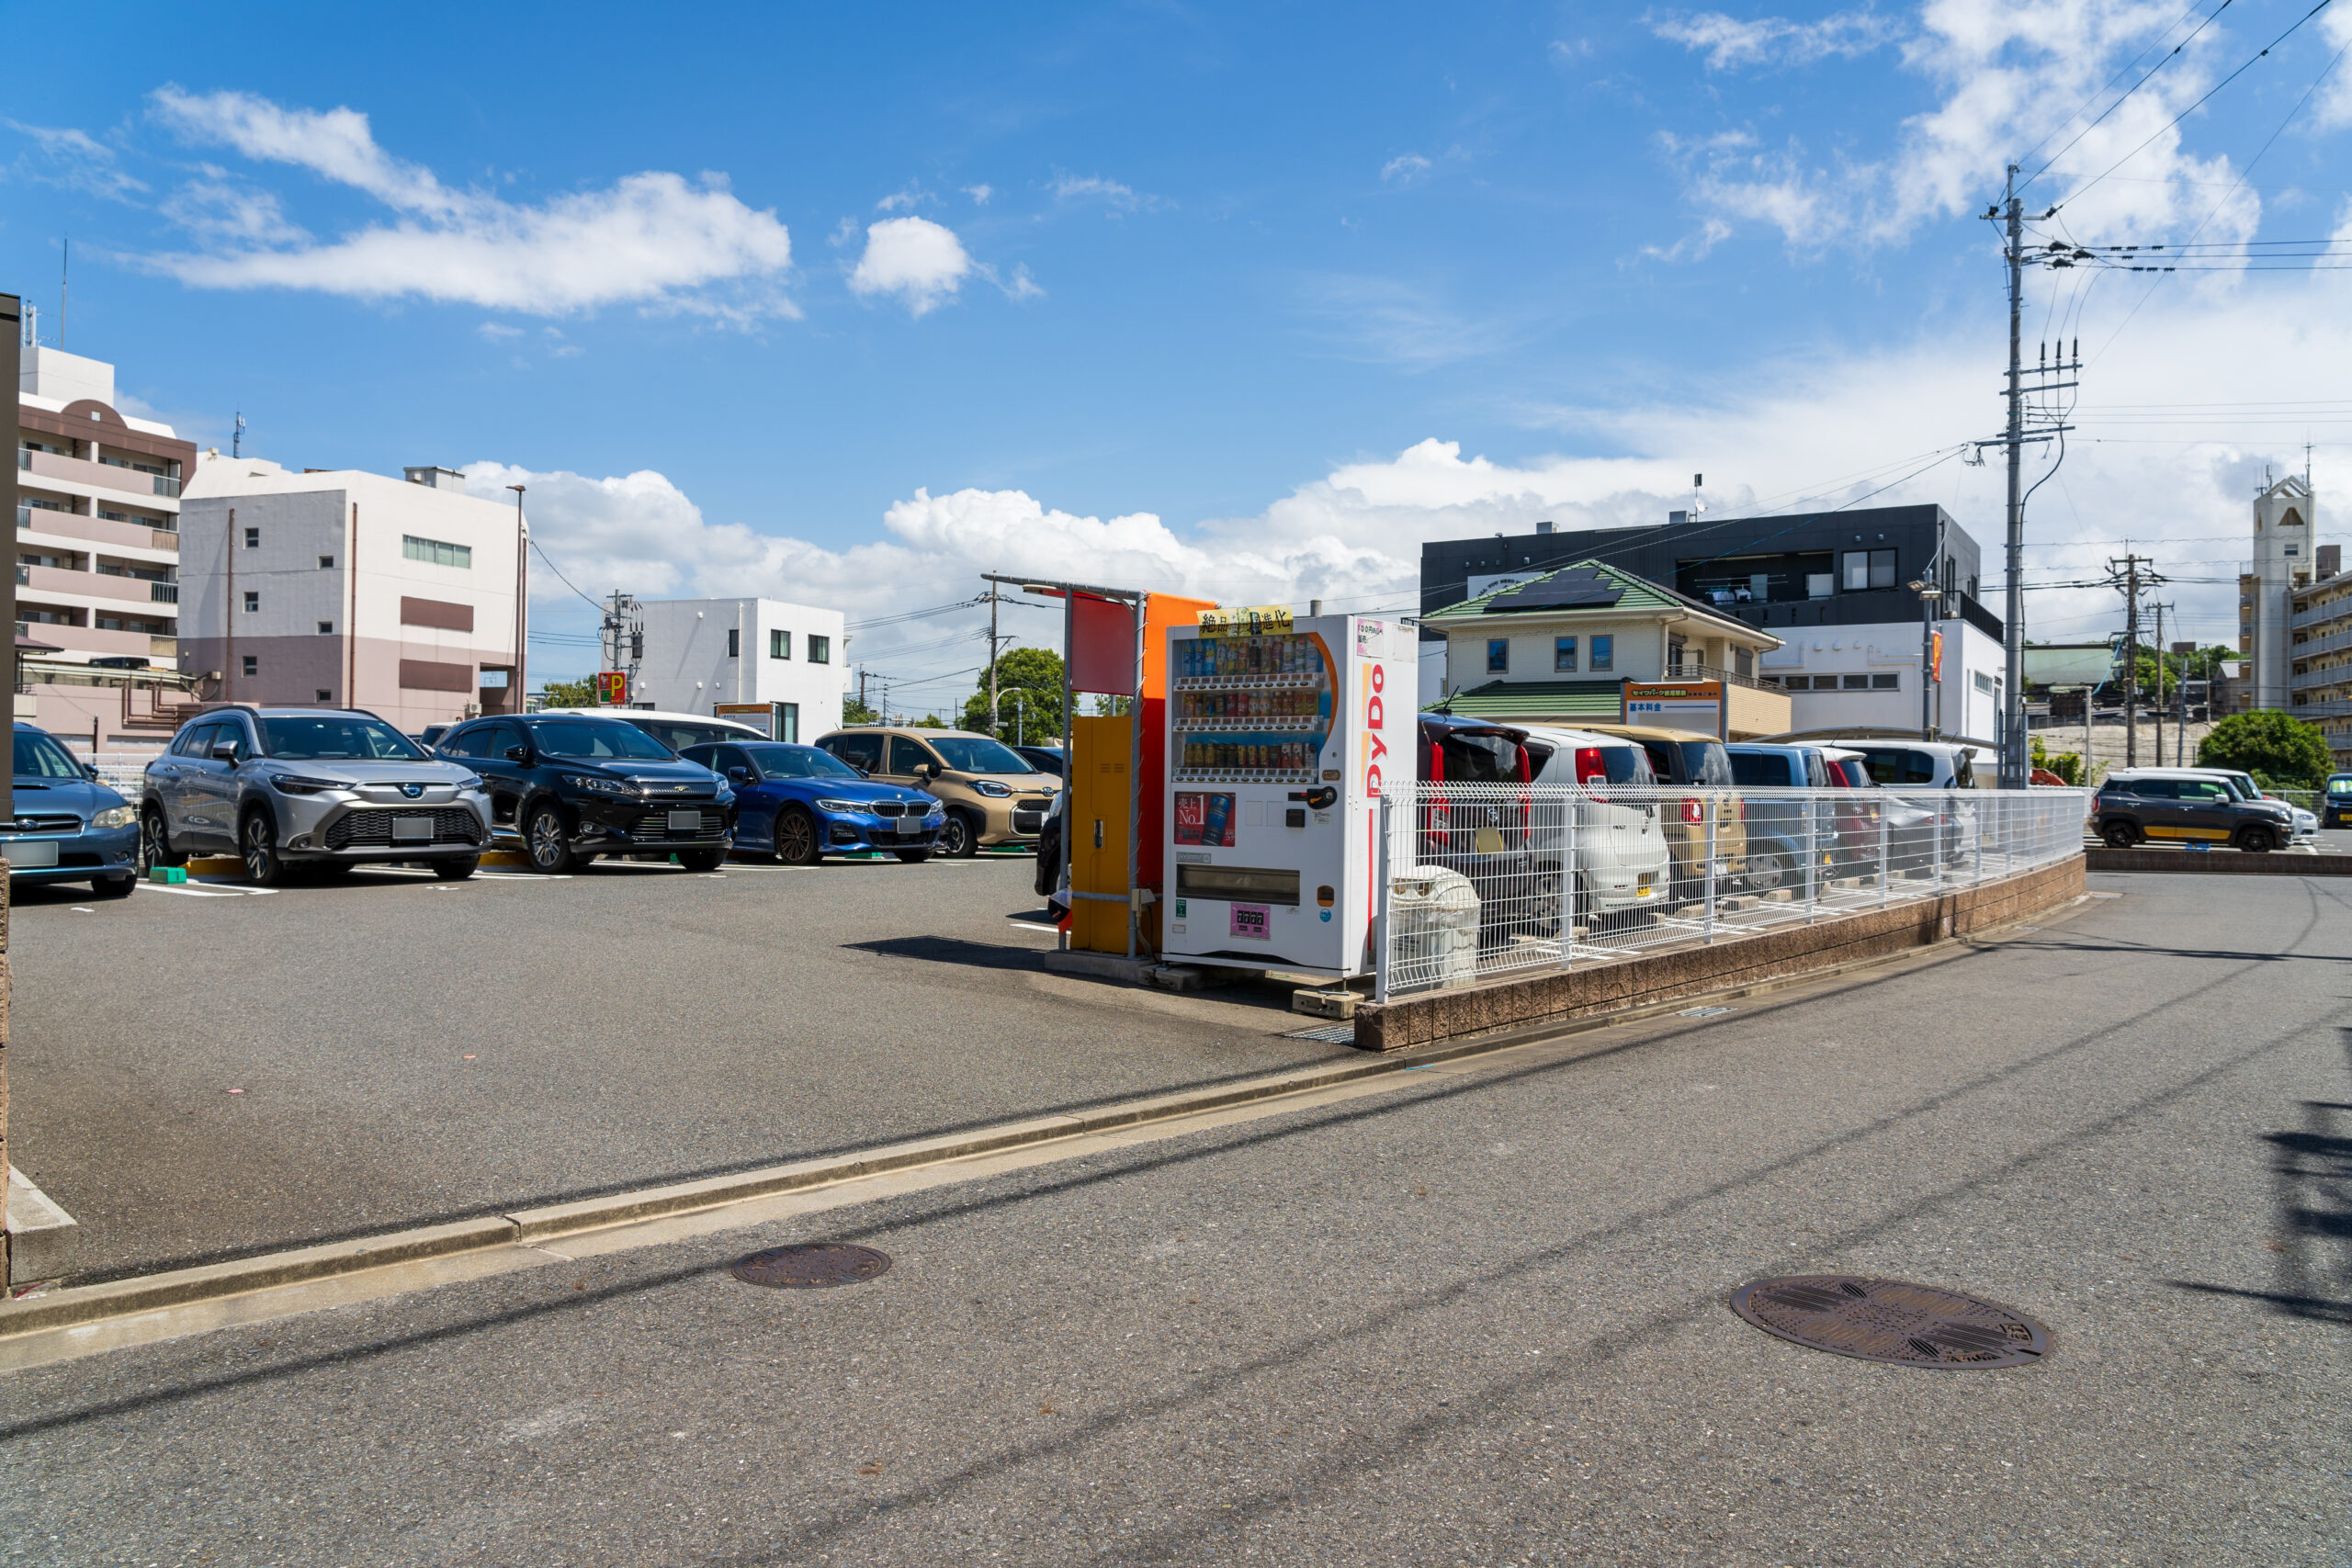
left=2022, top=0, right=2235, bottom=188
left=528, top=539, right=605, bottom=614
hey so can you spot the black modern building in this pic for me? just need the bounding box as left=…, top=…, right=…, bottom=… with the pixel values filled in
left=1418, top=502, right=2002, bottom=643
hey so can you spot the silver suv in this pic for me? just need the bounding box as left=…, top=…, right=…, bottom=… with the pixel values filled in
left=142, top=706, right=494, bottom=885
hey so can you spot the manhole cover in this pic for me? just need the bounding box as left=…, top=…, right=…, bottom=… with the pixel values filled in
left=730, top=1243, right=892, bottom=1289
left=1730, top=1275, right=2049, bottom=1369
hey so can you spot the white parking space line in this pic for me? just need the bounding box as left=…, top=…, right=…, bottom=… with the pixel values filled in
left=473, top=872, right=571, bottom=881
left=134, top=882, right=277, bottom=898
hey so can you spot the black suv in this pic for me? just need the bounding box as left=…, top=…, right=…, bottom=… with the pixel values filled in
left=2092, top=768, right=2293, bottom=852
left=435, top=714, right=735, bottom=873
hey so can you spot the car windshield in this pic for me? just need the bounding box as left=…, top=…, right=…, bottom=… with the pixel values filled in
left=1434, top=730, right=1527, bottom=783
left=2332, top=777, right=2352, bottom=795
left=746, top=744, right=859, bottom=780
left=1677, top=741, right=1735, bottom=787
left=634, top=720, right=741, bottom=750
left=1727, top=751, right=1788, bottom=788
left=530, top=718, right=677, bottom=760
left=259, top=715, right=425, bottom=761
left=929, top=736, right=1034, bottom=774
left=13, top=730, right=85, bottom=779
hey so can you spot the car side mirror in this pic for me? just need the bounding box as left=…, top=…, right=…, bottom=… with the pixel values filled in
left=83, top=762, right=100, bottom=780
left=211, top=741, right=241, bottom=762
left=916, top=761, right=940, bottom=780
left=503, top=745, right=530, bottom=763
left=725, top=766, right=750, bottom=784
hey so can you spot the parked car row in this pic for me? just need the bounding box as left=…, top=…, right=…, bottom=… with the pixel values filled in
left=0, top=706, right=1062, bottom=894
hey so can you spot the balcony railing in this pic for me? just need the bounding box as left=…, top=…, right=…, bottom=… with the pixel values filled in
left=152, top=473, right=181, bottom=498
left=1665, top=659, right=1770, bottom=692
left=151, top=581, right=178, bottom=604
left=2291, top=589, right=2352, bottom=629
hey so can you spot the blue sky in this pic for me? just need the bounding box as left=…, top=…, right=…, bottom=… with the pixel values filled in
left=9, top=2, right=2352, bottom=695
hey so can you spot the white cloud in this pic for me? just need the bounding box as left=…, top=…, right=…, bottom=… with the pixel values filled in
left=1655, top=1, right=2264, bottom=255
left=964, top=184, right=994, bottom=205
left=848, top=217, right=971, bottom=316
left=1049, top=173, right=1146, bottom=211
left=1646, top=7, right=1899, bottom=70
left=1380, top=153, right=1433, bottom=183
left=876, top=184, right=927, bottom=212
left=142, top=87, right=794, bottom=319
left=475, top=321, right=523, bottom=341
left=6, top=120, right=147, bottom=200
left=2316, top=5, right=2352, bottom=130
left=1295, top=275, right=1529, bottom=368
left=159, top=171, right=306, bottom=246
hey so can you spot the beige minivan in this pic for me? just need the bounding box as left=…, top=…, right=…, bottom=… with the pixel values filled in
left=814, top=727, right=1058, bottom=857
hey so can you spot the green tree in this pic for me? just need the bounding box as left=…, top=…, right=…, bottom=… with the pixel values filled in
left=961, top=648, right=1066, bottom=742
left=842, top=694, right=880, bottom=726
left=2029, top=734, right=2086, bottom=786
left=2198, top=710, right=2332, bottom=789
left=540, top=676, right=599, bottom=707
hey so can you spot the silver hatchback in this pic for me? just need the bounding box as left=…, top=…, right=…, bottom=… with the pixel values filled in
left=142, top=706, right=494, bottom=884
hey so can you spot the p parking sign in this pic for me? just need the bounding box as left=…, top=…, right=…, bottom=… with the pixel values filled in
left=595, top=671, right=628, bottom=705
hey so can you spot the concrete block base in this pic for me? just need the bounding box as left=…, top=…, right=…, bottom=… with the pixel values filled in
left=6, top=1168, right=79, bottom=1286
left=1043, top=950, right=1161, bottom=985
left=1291, top=988, right=1361, bottom=1020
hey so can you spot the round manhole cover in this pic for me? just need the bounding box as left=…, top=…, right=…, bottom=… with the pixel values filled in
left=1730, top=1275, right=2049, bottom=1369
left=730, top=1243, right=892, bottom=1290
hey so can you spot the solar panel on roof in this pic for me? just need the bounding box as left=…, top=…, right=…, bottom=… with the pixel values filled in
left=1487, top=570, right=1624, bottom=611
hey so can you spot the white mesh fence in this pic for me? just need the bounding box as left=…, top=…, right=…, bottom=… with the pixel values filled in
left=1376, top=782, right=2089, bottom=1000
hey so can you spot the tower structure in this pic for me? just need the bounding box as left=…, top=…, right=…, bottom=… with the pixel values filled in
left=2245, top=471, right=2317, bottom=711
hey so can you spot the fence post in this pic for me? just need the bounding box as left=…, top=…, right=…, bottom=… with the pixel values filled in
left=1973, top=793, right=1986, bottom=885
left=1373, top=791, right=1392, bottom=1005
left=1558, top=795, right=1576, bottom=969
left=1876, top=794, right=1889, bottom=907
left=1702, top=794, right=1717, bottom=943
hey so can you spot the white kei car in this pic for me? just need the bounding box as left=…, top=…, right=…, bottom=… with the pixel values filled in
left=1518, top=724, right=1677, bottom=923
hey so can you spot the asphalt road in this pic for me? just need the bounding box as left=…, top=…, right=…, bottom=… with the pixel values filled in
left=1, top=870, right=2345, bottom=1565
left=7, top=854, right=1351, bottom=1280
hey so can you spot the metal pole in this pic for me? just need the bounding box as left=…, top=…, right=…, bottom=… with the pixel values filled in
left=1804, top=791, right=1818, bottom=920
left=1374, top=792, right=1393, bottom=1002
left=988, top=579, right=1001, bottom=739
left=1, top=291, right=17, bottom=825
left=1559, top=794, right=1577, bottom=966
left=1702, top=795, right=1716, bottom=943
left=2000, top=162, right=2029, bottom=789
left=1126, top=595, right=1143, bottom=961
left=509, top=485, right=527, bottom=714
left=2152, top=602, right=2165, bottom=771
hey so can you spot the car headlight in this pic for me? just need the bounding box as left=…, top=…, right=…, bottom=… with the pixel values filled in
left=561, top=773, right=639, bottom=796
left=811, top=798, right=869, bottom=815
left=269, top=773, right=347, bottom=795
left=91, top=805, right=137, bottom=829
left=925, top=805, right=945, bottom=820
left=455, top=774, right=486, bottom=791
left=972, top=780, right=1013, bottom=797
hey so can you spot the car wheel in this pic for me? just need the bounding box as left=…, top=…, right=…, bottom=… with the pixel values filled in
left=141, top=807, right=186, bottom=870
left=240, top=809, right=285, bottom=886
left=940, top=808, right=979, bottom=859
left=91, top=873, right=136, bottom=899
left=677, top=847, right=726, bottom=872
left=433, top=856, right=480, bottom=881
left=895, top=849, right=932, bottom=863
left=2099, top=820, right=2138, bottom=850
left=2238, top=826, right=2276, bottom=853
left=1745, top=849, right=1792, bottom=892
left=775, top=807, right=821, bottom=866
left=525, top=802, right=577, bottom=874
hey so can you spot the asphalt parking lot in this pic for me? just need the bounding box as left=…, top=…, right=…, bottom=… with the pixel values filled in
left=0, top=870, right=2344, bottom=1564
left=7, top=852, right=1352, bottom=1281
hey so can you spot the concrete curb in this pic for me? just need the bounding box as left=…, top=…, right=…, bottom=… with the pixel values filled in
left=0, top=883, right=2081, bottom=1342
left=2086, top=846, right=2352, bottom=874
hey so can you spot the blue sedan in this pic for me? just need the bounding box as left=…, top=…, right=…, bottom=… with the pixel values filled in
left=7, top=722, right=140, bottom=897
left=679, top=740, right=944, bottom=864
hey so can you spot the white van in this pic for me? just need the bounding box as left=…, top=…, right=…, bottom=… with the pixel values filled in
left=1518, top=725, right=1676, bottom=921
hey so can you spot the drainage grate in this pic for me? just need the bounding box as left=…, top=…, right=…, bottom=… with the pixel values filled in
left=1285, top=1022, right=1358, bottom=1043
left=729, top=1243, right=893, bottom=1290
left=1679, top=1005, right=1736, bottom=1019
left=1730, top=1275, right=2049, bottom=1369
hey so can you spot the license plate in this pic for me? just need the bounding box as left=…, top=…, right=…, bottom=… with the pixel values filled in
left=668, top=808, right=703, bottom=834
left=391, top=816, right=434, bottom=842
left=5, top=839, right=60, bottom=867
left=895, top=818, right=925, bottom=835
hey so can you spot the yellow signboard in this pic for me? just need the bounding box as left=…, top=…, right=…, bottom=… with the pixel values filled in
left=1198, top=604, right=1292, bottom=637
left=595, top=671, right=628, bottom=705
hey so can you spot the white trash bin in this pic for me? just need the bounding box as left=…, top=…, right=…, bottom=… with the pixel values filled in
left=1388, top=864, right=1480, bottom=991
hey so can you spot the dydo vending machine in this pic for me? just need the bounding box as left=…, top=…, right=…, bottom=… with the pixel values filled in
left=1161, top=611, right=1415, bottom=979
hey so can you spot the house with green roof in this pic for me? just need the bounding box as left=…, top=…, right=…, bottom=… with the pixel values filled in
left=1424, top=558, right=1793, bottom=738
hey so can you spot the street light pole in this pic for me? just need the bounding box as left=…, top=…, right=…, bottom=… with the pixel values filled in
left=1909, top=576, right=1943, bottom=739
left=507, top=484, right=527, bottom=714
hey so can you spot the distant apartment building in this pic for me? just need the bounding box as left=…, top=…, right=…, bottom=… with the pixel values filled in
left=2239, top=471, right=2322, bottom=713
left=2289, top=543, right=2351, bottom=768
left=179, top=457, right=525, bottom=734
left=631, top=597, right=848, bottom=740
left=16, top=347, right=195, bottom=742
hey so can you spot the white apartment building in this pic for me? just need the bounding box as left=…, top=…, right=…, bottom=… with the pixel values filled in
left=179, top=457, right=525, bottom=734
left=2240, top=470, right=2319, bottom=711
left=632, top=597, right=848, bottom=741
left=16, top=347, right=195, bottom=744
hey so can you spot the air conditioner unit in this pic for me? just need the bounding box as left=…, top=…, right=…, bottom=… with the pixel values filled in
left=463, top=702, right=481, bottom=718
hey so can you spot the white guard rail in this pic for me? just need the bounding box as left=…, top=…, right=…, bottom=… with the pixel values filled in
left=1374, top=782, right=2088, bottom=1001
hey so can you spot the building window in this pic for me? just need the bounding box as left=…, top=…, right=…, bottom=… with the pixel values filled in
left=1871, top=672, right=1899, bottom=690
left=318, top=620, right=334, bottom=635
left=727, top=627, right=741, bottom=658
left=770, top=628, right=790, bottom=660
left=1554, top=637, right=1577, bottom=672
left=1487, top=638, right=1510, bottom=673
left=1590, top=635, right=1613, bottom=672
left=315, top=689, right=333, bottom=703
left=1735, top=647, right=1753, bottom=678
left=1841, top=549, right=1897, bottom=591
left=401, top=535, right=472, bottom=570
left=1806, top=573, right=1834, bottom=599
left=243, top=591, right=259, bottom=613
left=319, top=555, right=334, bottom=569
left=779, top=702, right=799, bottom=742
left=1667, top=639, right=1686, bottom=673
left=244, top=526, right=260, bottom=548
left=808, top=635, right=831, bottom=664
left=1973, top=671, right=1995, bottom=694
left=242, top=655, right=258, bottom=677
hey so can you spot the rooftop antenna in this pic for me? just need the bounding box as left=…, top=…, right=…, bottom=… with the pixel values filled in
left=232, top=412, right=244, bottom=458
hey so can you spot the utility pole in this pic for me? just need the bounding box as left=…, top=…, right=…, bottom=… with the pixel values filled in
left=597, top=591, right=640, bottom=703
left=2151, top=601, right=2165, bottom=771
left=2171, top=638, right=2192, bottom=765
left=2108, top=551, right=2156, bottom=769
